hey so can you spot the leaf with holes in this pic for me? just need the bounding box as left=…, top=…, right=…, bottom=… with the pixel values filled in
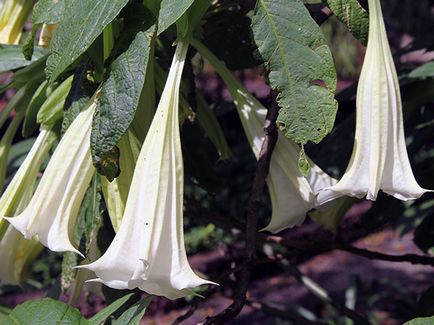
left=327, top=0, right=369, bottom=45
left=252, top=0, right=338, bottom=145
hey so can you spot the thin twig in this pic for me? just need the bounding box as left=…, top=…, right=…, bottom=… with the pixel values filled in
left=203, top=93, right=280, bottom=324
left=281, top=261, right=371, bottom=325
left=247, top=300, right=325, bottom=325
left=333, top=242, right=434, bottom=266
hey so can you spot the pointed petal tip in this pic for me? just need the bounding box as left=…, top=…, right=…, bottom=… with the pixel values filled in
left=260, top=219, right=304, bottom=234
left=384, top=187, right=433, bottom=201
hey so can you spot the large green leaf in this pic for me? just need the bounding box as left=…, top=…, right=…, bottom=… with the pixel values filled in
left=0, top=45, right=46, bottom=72
left=327, top=0, right=369, bottom=45
left=91, top=28, right=155, bottom=180
left=1, top=298, right=89, bottom=325
left=157, top=0, right=195, bottom=35
left=33, top=0, right=65, bottom=24
left=404, top=316, right=434, bottom=325
left=46, top=0, right=129, bottom=81
left=251, top=0, right=338, bottom=145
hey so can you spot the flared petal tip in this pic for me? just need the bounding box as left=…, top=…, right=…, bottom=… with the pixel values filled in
left=51, top=244, right=85, bottom=258
left=384, top=187, right=433, bottom=201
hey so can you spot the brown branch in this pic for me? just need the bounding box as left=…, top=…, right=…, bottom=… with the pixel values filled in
left=333, top=242, right=434, bottom=266
left=203, top=93, right=280, bottom=324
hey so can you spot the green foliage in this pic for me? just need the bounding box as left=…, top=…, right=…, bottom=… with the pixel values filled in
left=0, top=298, right=88, bottom=325
left=0, top=45, right=46, bottom=72
left=46, top=0, right=130, bottom=81
left=157, top=0, right=195, bottom=35
left=326, top=0, right=369, bottom=45
left=251, top=0, right=338, bottom=145
left=32, top=0, right=65, bottom=24
left=88, top=293, right=134, bottom=324
left=91, top=29, right=155, bottom=180
left=111, top=296, right=153, bottom=325
left=0, top=295, right=149, bottom=325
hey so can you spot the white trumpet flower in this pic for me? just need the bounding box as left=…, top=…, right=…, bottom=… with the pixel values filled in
left=81, top=41, right=215, bottom=299
left=0, top=130, right=55, bottom=284
left=192, top=40, right=337, bottom=233
left=7, top=103, right=96, bottom=256
left=0, top=128, right=55, bottom=239
left=325, top=0, right=430, bottom=201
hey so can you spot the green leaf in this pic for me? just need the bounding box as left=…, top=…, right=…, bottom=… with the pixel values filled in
left=33, top=0, right=65, bottom=24
left=408, top=61, right=434, bottom=79
left=23, top=80, right=53, bottom=137
left=61, top=173, right=102, bottom=292
left=326, top=0, right=369, bottom=45
left=297, top=149, right=310, bottom=176
left=91, top=28, right=155, bottom=180
left=158, top=0, right=195, bottom=35
left=112, top=296, right=153, bottom=325
left=251, top=0, right=338, bottom=145
left=404, top=316, right=434, bottom=325
left=0, top=45, right=46, bottom=72
left=1, top=298, right=89, bottom=325
left=37, top=75, right=73, bottom=129
left=62, top=63, right=97, bottom=134
left=11, top=55, right=48, bottom=87
left=46, top=0, right=129, bottom=81
left=88, top=293, right=134, bottom=325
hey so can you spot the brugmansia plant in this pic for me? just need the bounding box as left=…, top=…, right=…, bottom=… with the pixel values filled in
left=0, top=0, right=432, bottom=323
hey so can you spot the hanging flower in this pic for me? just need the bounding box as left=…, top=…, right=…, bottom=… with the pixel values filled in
left=0, top=128, right=55, bottom=229
left=0, top=0, right=36, bottom=44
left=80, top=41, right=215, bottom=299
left=0, top=129, right=56, bottom=284
left=325, top=0, right=431, bottom=201
left=7, top=103, right=96, bottom=256
left=192, top=39, right=337, bottom=233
